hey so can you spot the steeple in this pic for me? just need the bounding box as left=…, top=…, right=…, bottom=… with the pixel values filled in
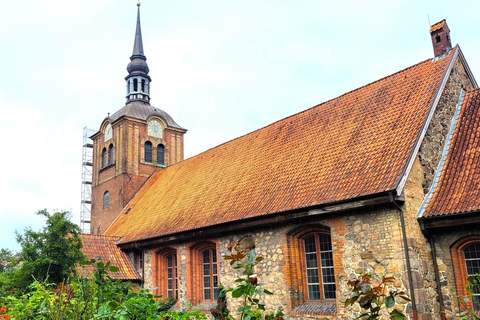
left=125, top=2, right=151, bottom=104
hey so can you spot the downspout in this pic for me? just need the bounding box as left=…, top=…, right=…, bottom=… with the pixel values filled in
left=390, top=193, right=418, bottom=320
left=422, top=227, right=446, bottom=320
left=134, top=241, right=145, bottom=288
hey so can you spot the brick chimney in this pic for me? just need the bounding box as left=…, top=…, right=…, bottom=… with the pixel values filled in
left=430, top=19, right=452, bottom=57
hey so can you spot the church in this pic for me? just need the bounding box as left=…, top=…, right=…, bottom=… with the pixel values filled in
left=81, top=4, right=480, bottom=320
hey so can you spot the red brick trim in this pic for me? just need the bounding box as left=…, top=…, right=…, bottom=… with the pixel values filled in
left=152, top=247, right=178, bottom=299
left=285, top=225, right=336, bottom=311
left=451, top=235, right=480, bottom=312
left=187, top=240, right=218, bottom=306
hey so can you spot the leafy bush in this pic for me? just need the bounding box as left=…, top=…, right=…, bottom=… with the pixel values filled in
left=0, top=258, right=201, bottom=320
left=345, top=273, right=410, bottom=320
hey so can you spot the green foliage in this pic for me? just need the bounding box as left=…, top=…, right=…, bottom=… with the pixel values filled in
left=457, top=273, right=480, bottom=320
left=1, top=258, right=199, bottom=320
left=210, top=284, right=230, bottom=320
left=223, top=241, right=273, bottom=320
left=345, top=273, right=410, bottom=320
left=13, top=209, right=85, bottom=290
left=0, top=249, right=16, bottom=273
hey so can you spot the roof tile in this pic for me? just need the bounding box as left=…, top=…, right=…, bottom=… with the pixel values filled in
left=106, top=51, right=454, bottom=243
left=79, top=234, right=140, bottom=280
left=423, top=88, right=480, bottom=217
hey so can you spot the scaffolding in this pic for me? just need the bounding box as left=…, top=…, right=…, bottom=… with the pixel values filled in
left=80, top=127, right=96, bottom=233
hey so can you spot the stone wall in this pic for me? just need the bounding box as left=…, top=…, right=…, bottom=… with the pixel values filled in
left=429, top=228, right=480, bottom=318
left=418, top=55, right=474, bottom=194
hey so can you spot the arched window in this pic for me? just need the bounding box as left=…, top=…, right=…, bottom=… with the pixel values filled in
left=451, top=236, right=480, bottom=312
left=108, top=144, right=114, bottom=165
left=303, top=233, right=336, bottom=300
left=286, top=226, right=336, bottom=310
left=103, top=191, right=109, bottom=209
left=133, top=78, right=138, bottom=92
left=141, top=79, right=146, bottom=92
left=155, top=249, right=178, bottom=299
left=102, top=148, right=107, bottom=167
left=189, top=242, right=218, bottom=305
left=157, top=144, right=165, bottom=166
left=464, top=243, right=480, bottom=311
left=144, top=141, right=152, bottom=163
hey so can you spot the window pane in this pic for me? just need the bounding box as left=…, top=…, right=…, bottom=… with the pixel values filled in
left=308, top=284, right=320, bottom=300
left=304, top=236, right=316, bottom=253
left=203, top=251, right=210, bottom=263
left=103, top=192, right=109, bottom=209
left=204, top=288, right=211, bottom=300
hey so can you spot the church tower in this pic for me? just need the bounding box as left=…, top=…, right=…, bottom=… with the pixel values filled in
left=90, top=3, right=187, bottom=235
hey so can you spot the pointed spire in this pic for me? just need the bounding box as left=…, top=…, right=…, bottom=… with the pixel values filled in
left=132, top=2, right=145, bottom=57
left=125, top=2, right=151, bottom=104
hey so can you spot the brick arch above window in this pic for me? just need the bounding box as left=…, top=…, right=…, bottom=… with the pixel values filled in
left=285, top=225, right=337, bottom=314
left=451, top=235, right=480, bottom=312
left=188, top=241, right=218, bottom=306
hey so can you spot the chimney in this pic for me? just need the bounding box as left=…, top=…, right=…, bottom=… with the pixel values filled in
left=430, top=19, right=452, bottom=57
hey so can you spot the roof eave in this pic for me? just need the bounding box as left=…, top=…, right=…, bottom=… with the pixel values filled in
left=419, top=210, right=480, bottom=231
left=115, top=191, right=402, bottom=249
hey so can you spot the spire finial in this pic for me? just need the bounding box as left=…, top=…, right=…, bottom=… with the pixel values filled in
left=137, top=2, right=141, bottom=6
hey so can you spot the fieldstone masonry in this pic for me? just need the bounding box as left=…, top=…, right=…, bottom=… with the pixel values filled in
left=418, top=57, right=474, bottom=194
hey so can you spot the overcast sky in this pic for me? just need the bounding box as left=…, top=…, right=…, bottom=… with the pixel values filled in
left=0, top=0, right=479, bottom=251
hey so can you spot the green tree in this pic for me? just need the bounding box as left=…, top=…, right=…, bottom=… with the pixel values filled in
left=0, top=248, right=15, bottom=273
left=14, top=209, right=85, bottom=290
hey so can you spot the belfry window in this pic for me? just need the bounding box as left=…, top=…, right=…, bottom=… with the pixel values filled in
left=108, top=144, right=114, bottom=165
left=141, top=79, right=146, bottom=92
left=102, top=148, right=107, bottom=167
left=103, top=191, right=109, bottom=209
left=145, top=141, right=152, bottom=163
left=133, top=78, right=138, bottom=92
left=157, top=144, right=165, bottom=166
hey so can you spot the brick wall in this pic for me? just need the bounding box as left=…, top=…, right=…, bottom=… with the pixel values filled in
left=91, top=116, right=185, bottom=234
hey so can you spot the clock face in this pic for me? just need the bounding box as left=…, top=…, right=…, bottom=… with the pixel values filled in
left=148, top=120, right=163, bottom=138
left=104, top=124, right=113, bottom=141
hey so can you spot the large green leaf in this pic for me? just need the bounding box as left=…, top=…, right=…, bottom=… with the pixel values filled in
left=390, top=309, right=405, bottom=320
left=385, top=295, right=395, bottom=308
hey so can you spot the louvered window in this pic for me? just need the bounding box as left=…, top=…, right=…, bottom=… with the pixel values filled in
left=145, top=141, right=152, bottom=163
left=157, top=144, right=165, bottom=166
left=102, top=148, right=107, bottom=167
left=108, top=144, right=114, bottom=165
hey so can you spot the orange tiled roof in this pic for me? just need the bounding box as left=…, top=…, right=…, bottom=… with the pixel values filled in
left=106, top=50, right=455, bottom=243
left=79, top=234, right=140, bottom=280
left=430, top=20, right=446, bottom=33
left=422, top=88, right=480, bottom=218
